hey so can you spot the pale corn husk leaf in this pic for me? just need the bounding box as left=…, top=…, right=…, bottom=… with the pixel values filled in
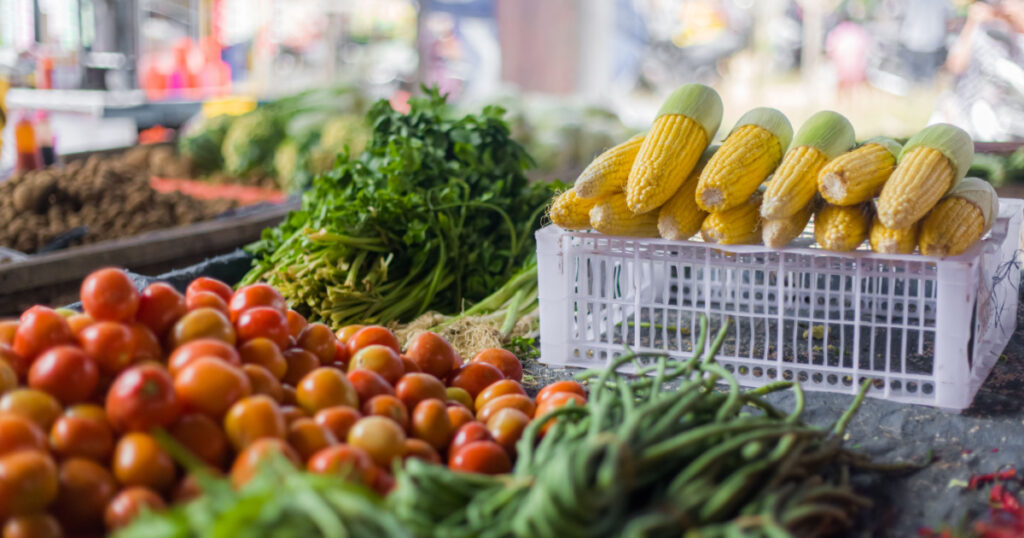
left=899, top=123, right=975, bottom=182
left=862, top=136, right=902, bottom=159
left=655, top=83, right=724, bottom=142
left=946, top=177, right=999, bottom=231
left=730, top=107, right=794, bottom=154
left=791, top=110, right=856, bottom=159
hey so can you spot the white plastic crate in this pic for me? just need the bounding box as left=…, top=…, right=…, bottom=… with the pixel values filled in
left=536, top=199, right=1024, bottom=410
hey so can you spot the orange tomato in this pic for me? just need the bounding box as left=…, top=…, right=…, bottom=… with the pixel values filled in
left=104, top=486, right=165, bottom=530
left=78, top=321, right=135, bottom=375
left=395, top=372, right=447, bottom=412
left=0, top=389, right=62, bottom=430
left=332, top=340, right=350, bottom=370
left=281, top=348, right=320, bottom=386
left=297, top=323, right=338, bottom=365
left=346, top=326, right=400, bottom=356
left=286, top=310, right=308, bottom=338
left=173, top=357, right=251, bottom=418
left=534, top=392, right=587, bottom=435
left=399, top=355, right=420, bottom=374
left=347, top=416, right=406, bottom=467
left=536, top=381, right=587, bottom=404
left=471, top=348, right=523, bottom=383
left=448, top=422, right=492, bottom=458
left=446, top=405, right=475, bottom=431
left=130, top=323, right=163, bottom=363
left=362, top=395, right=409, bottom=431
left=313, top=406, right=362, bottom=441
left=238, top=337, right=287, bottom=380
left=0, top=320, right=17, bottom=347
left=105, top=363, right=180, bottom=433
left=296, top=368, right=359, bottom=414
left=306, top=445, right=374, bottom=484
left=281, top=384, right=298, bottom=406
left=287, top=418, right=338, bottom=461
left=80, top=268, right=139, bottom=323
left=53, top=457, right=117, bottom=532
left=136, top=282, right=186, bottom=337
left=486, top=407, right=530, bottom=454
left=473, top=379, right=527, bottom=412
left=2, top=514, right=62, bottom=538
left=230, top=438, right=299, bottom=488
left=0, top=346, right=28, bottom=384
left=411, top=398, right=452, bottom=451
left=449, top=362, right=504, bottom=399
left=449, top=441, right=511, bottom=475
left=66, top=313, right=94, bottom=337
left=167, top=338, right=241, bottom=377
left=167, top=307, right=236, bottom=348
left=27, top=346, right=98, bottom=404
left=170, top=413, right=229, bottom=468
left=0, top=450, right=58, bottom=520
left=243, top=364, right=284, bottom=402
left=0, top=414, right=47, bottom=456
left=403, top=438, right=441, bottom=464
left=348, top=345, right=404, bottom=385
left=334, top=325, right=366, bottom=344
left=112, top=433, right=176, bottom=492
left=223, top=395, right=286, bottom=451
left=445, top=387, right=473, bottom=409
left=186, top=290, right=229, bottom=314
left=186, top=277, right=233, bottom=305
left=347, top=369, right=394, bottom=403
left=477, top=394, right=535, bottom=423
left=12, top=306, right=73, bottom=364
left=235, top=307, right=290, bottom=350
left=228, top=284, right=287, bottom=323
left=0, top=358, right=15, bottom=394
left=49, top=407, right=115, bottom=462
left=403, top=331, right=455, bottom=380
left=280, top=405, right=307, bottom=426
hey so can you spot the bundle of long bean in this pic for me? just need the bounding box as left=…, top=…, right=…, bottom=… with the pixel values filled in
left=389, top=317, right=917, bottom=537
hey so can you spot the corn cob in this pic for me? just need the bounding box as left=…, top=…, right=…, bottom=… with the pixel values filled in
left=626, top=84, right=723, bottom=214
left=762, top=197, right=817, bottom=248
left=814, top=203, right=871, bottom=252
left=918, top=177, right=999, bottom=256
left=761, top=111, right=856, bottom=220
left=818, top=137, right=901, bottom=206
left=869, top=215, right=918, bottom=254
left=590, top=193, right=659, bottom=237
left=573, top=133, right=645, bottom=199
left=700, top=193, right=762, bottom=245
left=696, top=107, right=792, bottom=212
left=876, top=123, right=975, bottom=229
left=658, top=146, right=717, bottom=240
left=549, top=189, right=600, bottom=230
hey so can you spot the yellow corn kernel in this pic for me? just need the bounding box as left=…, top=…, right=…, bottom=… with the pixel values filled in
left=658, top=164, right=708, bottom=241
left=818, top=139, right=900, bottom=206
left=762, top=199, right=816, bottom=248
left=548, top=189, right=598, bottom=230
left=814, top=204, right=871, bottom=252
left=626, top=114, right=707, bottom=214
left=700, top=194, right=762, bottom=245
left=918, top=177, right=999, bottom=256
left=573, top=133, right=645, bottom=199
left=869, top=215, right=918, bottom=254
left=876, top=147, right=955, bottom=229
left=761, top=145, right=830, bottom=219
left=590, top=193, right=659, bottom=237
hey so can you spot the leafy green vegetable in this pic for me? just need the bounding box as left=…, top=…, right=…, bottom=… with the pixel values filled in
left=222, top=109, right=286, bottom=178
left=179, top=114, right=234, bottom=173
left=241, top=88, right=553, bottom=326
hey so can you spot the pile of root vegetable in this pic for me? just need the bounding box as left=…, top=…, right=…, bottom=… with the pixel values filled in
left=0, top=147, right=234, bottom=254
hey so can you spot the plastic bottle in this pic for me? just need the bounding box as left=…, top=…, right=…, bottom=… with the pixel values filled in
left=34, top=111, right=55, bottom=166
left=14, top=112, right=40, bottom=172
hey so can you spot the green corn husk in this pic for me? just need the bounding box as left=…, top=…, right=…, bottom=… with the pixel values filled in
left=899, top=123, right=975, bottom=183
left=945, top=177, right=1000, bottom=231
left=863, top=136, right=903, bottom=160
left=730, top=107, right=794, bottom=154
left=790, top=110, right=856, bottom=159
left=656, top=83, right=724, bottom=142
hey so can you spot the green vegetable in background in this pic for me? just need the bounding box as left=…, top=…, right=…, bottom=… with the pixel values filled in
left=222, top=108, right=286, bottom=178
left=241, top=87, right=553, bottom=326
left=178, top=114, right=234, bottom=173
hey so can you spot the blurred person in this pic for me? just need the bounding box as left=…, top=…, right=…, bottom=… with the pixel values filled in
left=899, top=0, right=953, bottom=83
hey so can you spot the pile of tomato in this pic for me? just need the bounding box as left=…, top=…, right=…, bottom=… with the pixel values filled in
left=0, top=267, right=588, bottom=537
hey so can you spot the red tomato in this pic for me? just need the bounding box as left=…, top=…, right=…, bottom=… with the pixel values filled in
left=78, top=321, right=135, bottom=375
left=403, top=438, right=442, bottom=464
left=235, top=306, right=290, bottom=350
left=536, top=381, right=587, bottom=404
left=314, top=406, right=362, bottom=441
left=228, top=284, right=286, bottom=323
left=471, top=348, right=523, bottom=383
left=104, top=486, right=165, bottom=530
left=362, top=395, right=410, bottom=431
left=477, top=394, right=535, bottom=423
left=306, top=445, right=374, bottom=484
left=167, top=338, right=241, bottom=377
left=446, top=405, right=475, bottom=431
left=186, top=277, right=233, bottom=304
left=49, top=405, right=115, bottom=462
left=286, top=310, right=308, bottom=338
left=297, top=323, right=337, bottom=365
left=239, top=337, right=287, bottom=379
left=136, top=283, right=186, bottom=337
left=170, top=413, right=229, bottom=467
left=12, top=306, right=73, bottom=364
left=2, top=514, right=62, bottom=538
left=230, top=438, right=299, bottom=488
left=473, top=379, right=527, bottom=412
left=287, top=418, right=337, bottom=462
left=449, top=441, right=511, bottom=474
left=0, top=450, right=58, bottom=519
left=53, top=457, right=118, bottom=532
left=80, top=268, right=140, bottom=322
left=369, top=466, right=396, bottom=496
left=27, top=346, right=98, bottom=404
left=106, top=363, right=180, bottom=433
left=346, top=326, right=401, bottom=356
left=347, top=369, right=394, bottom=403
left=404, top=332, right=456, bottom=380
left=400, top=356, right=421, bottom=374
left=395, top=373, right=447, bottom=412
left=281, top=348, right=321, bottom=386
left=449, top=362, right=505, bottom=399
left=0, top=414, right=47, bottom=456
left=130, top=323, right=163, bottom=363
left=448, top=421, right=493, bottom=457
left=186, top=291, right=229, bottom=314
left=411, top=399, right=452, bottom=451
left=167, top=307, right=236, bottom=348
left=486, top=407, right=530, bottom=454
left=348, top=345, right=404, bottom=385
left=332, top=340, right=350, bottom=370
left=334, top=325, right=365, bottom=344
left=173, top=357, right=252, bottom=418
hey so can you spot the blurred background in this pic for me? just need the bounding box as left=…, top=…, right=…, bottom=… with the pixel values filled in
left=1, top=0, right=1023, bottom=184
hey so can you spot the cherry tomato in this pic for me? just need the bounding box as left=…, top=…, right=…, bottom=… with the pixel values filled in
left=67, top=313, right=94, bottom=337
left=477, top=394, right=535, bottom=423
left=306, top=445, right=374, bottom=484
left=136, top=282, right=186, bottom=337
left=486, top=407, right=530, bottom=454
left=172, top=473, right=205, bottom=503
left=450, top=362, right=504, bottom=399
left=314, top=406, right=362, bottom=442
left=186, top=277, right=233, bottom=305
left=174, top=357, right=251, bottom=418
left=403, top=438, right=442, bottom=464
left=235, top=306, right=290, bottom=350
left=12, top=306, right=73, bottom=363
left=473, top=379, right=526, bottom=412
left=105, top=363, right=179, bottom=433
left=286, top=310, right=308, bottom=339
left=536, top=381, right=587, bottom=404
left=399, top=356, right=420, bottom=374
left=0, top=358, right=15, bottom=394
left=186, top=290, right=229, bottom=314
left=334, top=325, right=365, bottom=344
left=394, top=372, right=446, bottom=413
left=411, top=399, right=453, bottom=451
left=0, top=389, right=61, bottom=430
left=0, top=320, right=16, bottom=347
left=447, top=404, right=475, bottom=431
left=443, top=387, right=471, bottom=409
left=26, top=345, right=97, bottom=404
left=281, top=384, right=298, bottom=406
left=281, top=348, right=321, bottom=387
left=130, top=323, right=163, bottom=363
left=2, top=514, right=62, bottom=538
left=238, top=337, right=287, bottom=380
left=287, top=418, right=337, bottom=461
left=243, top=364, right=284, bottom=402
left=0, top=414, right=47, bottom=456
left=296, top=367, right=359, bottom=414
left=168, top=307, right=236, bottom=348
left=228, top=284, right=286, bottom=323
left=332, top=341, right=350, bottom=370
left=0, top=450, right=58, bottom=520
left=78, top=321, right=135, bottom=375
left=347, top=369, right=394, bottom=403
left=223, top=394, right=286, bottom=451
left=297, top=323, right=337, bottom=365
left=0, top=346, right=27, bottom=386
left=112, top=432, right=176, bottom=492
left=347, top=416, right=406, bottom=467
left=449, top=422, right=493, bottom=457
left=80, top=268, right=139, bottom=322
left=346, top=326, right=400, bottom=356
left=369, top=466, right=396, bottom=496
left=404, top=331, right=456, bottom=380
left=104, top=486, right=165, bottom=530
left=167, top=338, right=241, bottom=377
left=53, top=457, right=118, bottom=532
left=348, top=345, right=404, bottom=385
left=49, top=404, right=115, bottom=461
left=170, top=413, right=229, bottom=468
left=280, top=405, right=307, bottom=426
left=362, top=394, right=410, bottom=430
left=534, top=392, right=587, bottom=435
left=449, top=441, right=511, bottom=474
left=230, top=438, right=299, bottom=488
left=471, top=348, right=523, bottom=383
